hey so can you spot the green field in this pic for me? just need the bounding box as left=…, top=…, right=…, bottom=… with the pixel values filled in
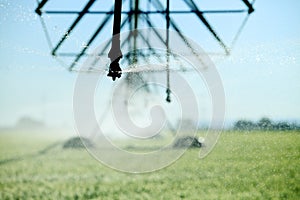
left=0, top=130, right=299, bottom=199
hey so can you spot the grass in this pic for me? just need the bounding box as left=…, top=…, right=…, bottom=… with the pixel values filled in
left=0, top=130, right=299, bottom=199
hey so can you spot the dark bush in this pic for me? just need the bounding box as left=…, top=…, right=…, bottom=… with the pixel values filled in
left=233, top=117, right=300, bottom=131
left=234, top=120, right=256, bottom=130
left=173, top=136, right=202, bottom=148
left=63, top=137, right=94, bottom=149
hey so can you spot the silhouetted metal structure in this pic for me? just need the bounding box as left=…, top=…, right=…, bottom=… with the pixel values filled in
left=35, top=0, right=255, bottom=72
left=107, top=0, right=123, bottom=80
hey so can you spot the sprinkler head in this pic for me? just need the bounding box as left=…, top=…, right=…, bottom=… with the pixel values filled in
left=166, top=88, right=171, bottom=103
left=107, top=39, right=122, bottom=81
left=107, top=59, right=122, bottom=81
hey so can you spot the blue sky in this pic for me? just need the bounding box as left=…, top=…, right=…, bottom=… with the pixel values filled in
left=0, top=0, right=299, bottom=127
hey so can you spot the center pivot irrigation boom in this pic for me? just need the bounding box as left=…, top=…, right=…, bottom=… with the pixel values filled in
left=35, top=0, right=256, bottom=72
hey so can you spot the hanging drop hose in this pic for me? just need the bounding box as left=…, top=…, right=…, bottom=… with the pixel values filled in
left=107, top=0, right=123, bottom=81
left=165, top=0, right=171, bottom=103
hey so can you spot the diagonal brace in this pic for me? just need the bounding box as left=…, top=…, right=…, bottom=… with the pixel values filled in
left=241, top=0, right=255, bottom=14
left=183, top=0, right=229, bottom=54
left=51, top=0, right=97, bottom=56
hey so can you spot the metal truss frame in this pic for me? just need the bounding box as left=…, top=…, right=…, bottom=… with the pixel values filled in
left=35, top=0, right=255, bottom=71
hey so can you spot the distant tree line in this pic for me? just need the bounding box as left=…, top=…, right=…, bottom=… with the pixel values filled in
left=233, top=117, right=300, bottom=131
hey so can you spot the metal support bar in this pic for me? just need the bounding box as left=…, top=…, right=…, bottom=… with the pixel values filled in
left=143, top=16, right=166, bottom=46
left=35, top=0, right=49, bottom=15
left=57, top=53, right=89, bottom=57
left=112, top=0, right=122, bottom=36
left=128, top=0, right=133, bottom=63
left=150, top=0, right=209, bottom=69
left=132, top=0, right=139, bottom=64
left=134, top=0, right=139, bottom=30
left=44, top=9, right=248, bottom=15
left=241, top=0, right=255, bottom=14
left=129, top=0, right=133, bottom=31
left=107, top=0, right=123, bottom=80
left=150, top=0, right=195, bottom=48
left=166, top=0, right=171, bottom=102
left=69, top=13, right=113, bottom=70
left=90, top=16, right=129, bottom=68
left=166, top=0, right=170, bottom=31
left=138, top=32, right=164, bottom=64
left=51, top=0, right=97, bottom=56
left=183, top=0, right=229, bottom=54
